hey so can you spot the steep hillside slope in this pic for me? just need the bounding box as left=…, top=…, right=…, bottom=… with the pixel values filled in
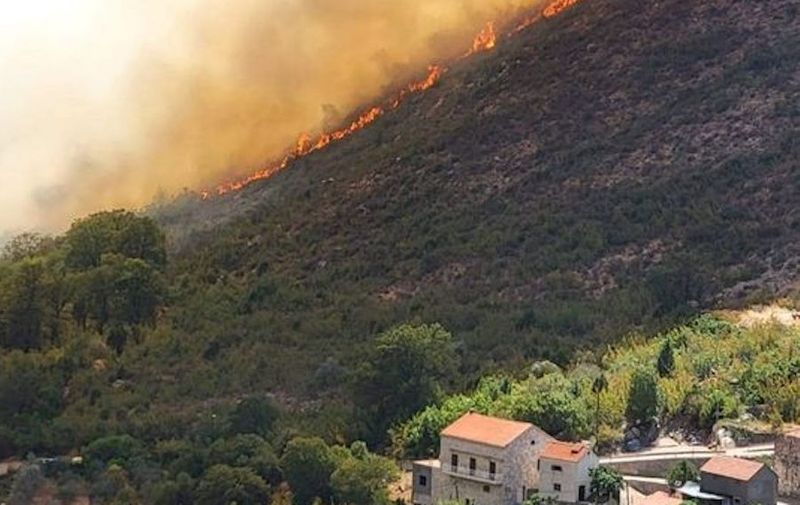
left=158, top=0, right=800, bottom=394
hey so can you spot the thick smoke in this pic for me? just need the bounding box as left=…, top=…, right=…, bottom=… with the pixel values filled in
left=0, top=0, right=542, bottom=233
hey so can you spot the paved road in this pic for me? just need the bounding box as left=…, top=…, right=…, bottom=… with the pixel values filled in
left=600, top=442, right=774, bottom=464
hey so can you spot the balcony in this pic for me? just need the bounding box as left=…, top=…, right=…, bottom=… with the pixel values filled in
left=441, top=465, right=504, bottom=484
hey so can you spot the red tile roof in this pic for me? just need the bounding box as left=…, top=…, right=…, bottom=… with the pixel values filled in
left=701, top=456, right=765, bottom=482
left=539, top=441, right=589, bottom=462
left=440, top=413, right=532, bottom=447
left=640, top=491, right=682, bottom=505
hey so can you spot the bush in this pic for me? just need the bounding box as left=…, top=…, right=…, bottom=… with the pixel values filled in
left=667, top=460, right=699, bottom=488
left=8, top=464, right=44, bottom=505
left=228, top=397, right=280, bottom=437
left=195, top=465, right=270, bottom=505
left=280, top=437, right=337, bottom=505
left=626, top=369, right=662, bottom=424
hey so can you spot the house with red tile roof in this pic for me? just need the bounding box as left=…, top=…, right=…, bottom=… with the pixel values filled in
left=677, top=456, right=777, bottom=505
left=412, top=412, right=554, bottom=505
left=639, top=490, right=683, bottom=505
left=537, top=441, right=599, bottom=503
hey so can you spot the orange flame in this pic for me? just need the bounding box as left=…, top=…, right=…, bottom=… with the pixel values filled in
left=208, top=66, right=442, bottom=197
left=466, top=22, right=497, bottom=56
left=203, top=0, right=582, bottom=199
left=542, top=0, right=580, bottom=18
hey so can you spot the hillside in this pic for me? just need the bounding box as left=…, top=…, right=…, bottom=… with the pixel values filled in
left=158, top=0, right=800, bottom=388
left=1, top=0, right=800, bottom=501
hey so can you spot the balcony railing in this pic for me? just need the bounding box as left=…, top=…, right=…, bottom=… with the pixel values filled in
left=442, top=465, right=503, bottom=484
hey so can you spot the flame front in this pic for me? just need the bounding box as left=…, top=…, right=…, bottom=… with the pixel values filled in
left=467, top=22, right=497, bottom=56
left=543, top=0, right=580, bottom=18
left=205, top=0, right=581, bottom=199
left=209, top=66, right=443, bottom=197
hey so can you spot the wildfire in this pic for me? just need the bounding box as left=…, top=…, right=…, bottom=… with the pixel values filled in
left=203, top=0, right=581, bottom=199
left=466, top=22, right=497, bottom=56
left=208, top=66, right=443, bottom=197
left=543, top=0, right=580, bottom=18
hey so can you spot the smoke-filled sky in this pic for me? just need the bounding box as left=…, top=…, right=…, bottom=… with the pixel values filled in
left=0, top=0, right=541, bottom=234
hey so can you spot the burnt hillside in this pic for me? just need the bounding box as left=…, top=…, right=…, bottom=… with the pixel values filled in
left=157, top=0, right=800, bottom=393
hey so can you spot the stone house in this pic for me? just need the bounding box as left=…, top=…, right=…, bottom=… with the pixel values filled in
left=537, top=441, right=598, bottom=503
left=412, top=412, right=554, bottom=505
left=679, top=456, right=777, bottom=505
left=775, top=429, right=800, bottom=499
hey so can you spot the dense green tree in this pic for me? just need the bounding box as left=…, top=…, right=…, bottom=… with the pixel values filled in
left=657, top=340, right=676, bottom=377
left=65, top=210, right=166, bottom=271
left=104, top=255, right=165, bottom=327
left=195, top=465, right=270, bottom=505
left=694, top=384, right=740, bottom=428
left=2, top=259, right=46, bottom=350
left=71, top=254, right=165, bottom=338
left=667, top=460, right=699, bottom=488
left=209, top=434, right=281, bottom=484
left=89, top=465, right=139, bottom=505
left=589, top=466, right=623, bottom=504
left=592, top=373, right=608, bottom=441
left=229, top=396, right=280, bottom=437
left=152, top=473, right=194, bottom=505
left=280, top=437, right=337, bottom=505
left=0, top=352, right=63, bottom=455
left=353, top=323, right=459, bottom=443
left=501, top=373, right=590, bottom=439
left=1, top=233, right=55, bottom=262
left=154, top=439, right=208, bottom=479
left=331, top=452, right=398, bottom=505
left=626, top=369, right=661, bottom=423
left=83, top=435, right=145, bottom=468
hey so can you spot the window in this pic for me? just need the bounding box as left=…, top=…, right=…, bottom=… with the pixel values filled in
left=551, top=465, right=563, bottom=472
left=469, top=458, right=477, bottom=475
left=451, top=453, right=458, bottom=471
left=489, top=461, right=497, bottom=480
left=418, top=475, right=427, bottom=487
left=483, top=485, right=491, bottom=493
left=554, top=484, right=562, bottom=492
left=537, top=460, right=541, bottom=470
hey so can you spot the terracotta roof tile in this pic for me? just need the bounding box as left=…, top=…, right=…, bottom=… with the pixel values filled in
left=640, top=491, right=683, bottom=505
left=540, top=441, right=589, bottom=462
left=440, top=413, right=532, bottom=447
left=700, top=456, right=764, bottom=482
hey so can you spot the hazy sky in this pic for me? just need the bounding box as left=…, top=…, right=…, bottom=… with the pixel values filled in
left=0, top=0, right=540, bottom=235
left=0, top=0, right=186, bottom=232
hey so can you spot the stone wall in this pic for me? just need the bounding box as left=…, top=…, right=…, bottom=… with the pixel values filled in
left=776, top=433, right=800, bottom=498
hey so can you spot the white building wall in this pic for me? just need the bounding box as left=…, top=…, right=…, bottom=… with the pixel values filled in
left=427, top=426, right=555, bottom=505
left=538, top=452, right=598, bottom=503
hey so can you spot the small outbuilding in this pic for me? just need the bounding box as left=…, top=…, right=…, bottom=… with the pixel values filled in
left=689, top=456, right=777, bottom=505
